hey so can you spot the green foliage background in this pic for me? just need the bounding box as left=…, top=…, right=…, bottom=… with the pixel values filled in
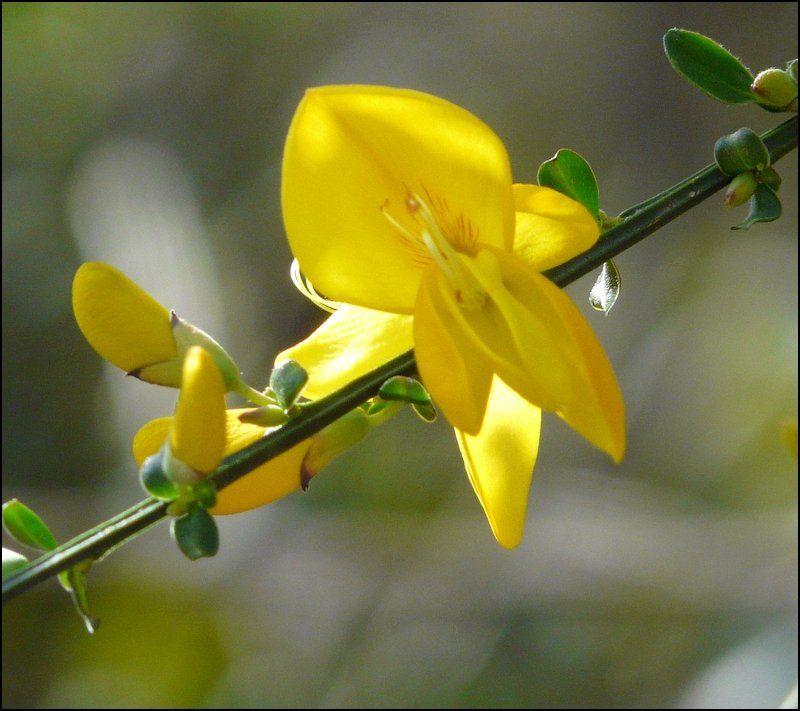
left=3, top=3, right=797, bottom=708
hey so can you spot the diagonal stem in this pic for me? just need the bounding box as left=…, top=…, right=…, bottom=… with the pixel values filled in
left=3, top=115, right=796, bottom=605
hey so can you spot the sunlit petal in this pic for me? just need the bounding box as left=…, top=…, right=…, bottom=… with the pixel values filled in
left=171, top=346, right=227, bottom=474
left=72, top=262, right=177, bottom=373
left=277, top=304, right=413, bottom=399
left=456, top=376, right=541, bottom=549
left=414, top=266, right=493, bottom=435
left=513, top=184, right=600, bottom=271
left=533, top=277, right=626, bottom=462
left=283, top=85, right=514, bottom=312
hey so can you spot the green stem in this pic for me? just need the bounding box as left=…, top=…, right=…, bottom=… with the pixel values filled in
left=2, top=115, right=796, bottom=606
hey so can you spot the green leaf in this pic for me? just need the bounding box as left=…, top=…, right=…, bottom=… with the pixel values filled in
left=589, top=260, right=622, bottom=315
left=269, top=360, right=308, bottom=410
left=663, top=29, right=754, bottom=104
left=171, top=505, right=219, bottom=560
left=378, top=376, right=432, bottom=406
left=2, top=548, right=29, bottom=579
left=59, top=561, right=100, bottom=634
left=2, top=499, right=59, bottom=552
left=537, top=149, right=600, bottom=224
left=732, top=184, right=782, bottom=230
left=714, top=128, right=770, bottom=176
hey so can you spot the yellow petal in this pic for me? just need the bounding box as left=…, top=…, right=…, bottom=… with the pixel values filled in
left=72, top=262, right=177, bottom=374
left=133, top=410, right=312, bottom=514
left=282, top=85, right=514, bottom=312
left=171, top=346, right=226, bottom=474
left=531, top=276, right=626, bottom=462
left=276, top=304, right=413, bottom=399
left=513, top=184, right=600, bottom=272
left=415, top=249, right=578, bottom=434
left=456, top=375, right=541, bottom=549
left=413, top=265, right=493, bottom=435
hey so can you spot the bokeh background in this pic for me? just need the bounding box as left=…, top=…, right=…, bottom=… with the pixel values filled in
left=3, top=3, right=797, bottom=708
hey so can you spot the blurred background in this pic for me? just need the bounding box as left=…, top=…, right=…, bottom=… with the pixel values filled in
left=3, top=2, right=797, bottom=708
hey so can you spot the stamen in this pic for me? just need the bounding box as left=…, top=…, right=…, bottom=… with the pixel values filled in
left=408, top=192, right=487, bottom=309
left=289, top=259, right=340, bottom=313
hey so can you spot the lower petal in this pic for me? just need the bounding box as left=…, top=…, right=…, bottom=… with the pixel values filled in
left=414, top=267, right=493, bottom=435
left=276, top=305, right=413, bottom=400
left=456, top=375, right=541, bottom=549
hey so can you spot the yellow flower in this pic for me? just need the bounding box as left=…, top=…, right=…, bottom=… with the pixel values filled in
left=165, top=345, right=227, bottom=481
left=72, top=262, right=181, bottom=386
left=279, top=85, right=625, bottom=548
left=72, top=262, right=247, bottom=394
left=134, top=408, right=313, bottom=515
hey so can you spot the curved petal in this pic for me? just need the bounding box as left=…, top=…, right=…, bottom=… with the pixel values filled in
left=513, top=184, right=600, bottom=272
left=456, top=375, right=541, bottom=549
left=283, top=85, right=514, bottom=312
left=417, top=249, right=577, bottom=435
left=531, top=276, right=626, bottom=462
left=133, top=411, right=312, bottom=515
left=72, top=262, right=177, bottom=373
left=171, top=346, right=227, bottom=474
left=276, top=305, right=413, bottom=400
left=413, top=265, right=493, bottom=435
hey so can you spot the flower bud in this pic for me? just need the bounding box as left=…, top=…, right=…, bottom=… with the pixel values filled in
left=714, top=128, right=770, bottom=177
left=724, top=171, right=758, bottom=208
left=751, top=67, right=798, bottom=110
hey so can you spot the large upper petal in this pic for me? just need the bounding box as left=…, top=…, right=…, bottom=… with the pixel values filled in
left=456, top=375, right=541, bottom=549
left=513, top=184, right=600, bottom=272
left=282, top=85, right=515, bottom=312
left=133, top=411, right=312, bottom=515
left=276, top=304, right=413, bottom=400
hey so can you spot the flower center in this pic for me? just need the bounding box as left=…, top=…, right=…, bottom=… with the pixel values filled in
left=383, top=191, right=487, bottom=309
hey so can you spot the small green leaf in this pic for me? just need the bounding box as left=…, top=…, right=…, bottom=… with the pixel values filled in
left=589, top=260, right=622, bottom=315
left=731, top=184, right=782, bottom=230
left=171, top=505, right=219, bottom=560
left=379, top=376, right=432, bottom=406
left=663, top=29, right=754, bottom=104
left=714, top=128, right=770, bottom=176
left=537, top=149, right=600, bottom=224
left=269, top=360, right=308, bottom=410
left=2, top=548, right=29, bottom=579
left=2, top=499, right=59, bottom=552
left=140, top=454, right=180, bottom=500
left=59, top=561, right=100, bottom=634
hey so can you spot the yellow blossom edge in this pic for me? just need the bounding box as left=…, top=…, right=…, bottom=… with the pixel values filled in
left=72, top=262, right=177, bottom=374
left=456, top=376, right=541, bottom=549
left=276, top=305, right=413, bottom=400
left=282, top=85, right=515, bottom=313
left=134, top=411, right=312, bottom=515
left=513, top=184, right=601, bottom=272
left=170, top=346, right=227, bottom=474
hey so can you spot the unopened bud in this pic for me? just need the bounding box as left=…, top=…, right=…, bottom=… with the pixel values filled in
left=751, top=68, right=798, bottom=110
left=724, top=171, right=758, bottom=208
